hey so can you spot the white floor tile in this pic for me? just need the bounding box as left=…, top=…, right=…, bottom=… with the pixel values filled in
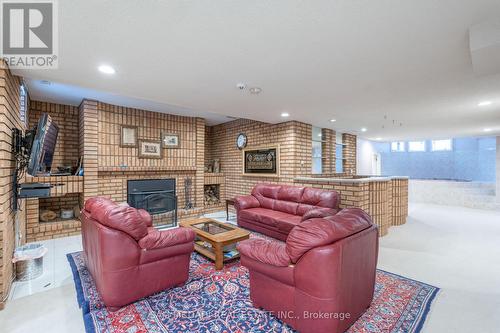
left=8, top=235, right=82, bottom=301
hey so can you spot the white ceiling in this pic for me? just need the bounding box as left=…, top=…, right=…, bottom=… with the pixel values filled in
left=14, top=0, right=500, bottom=140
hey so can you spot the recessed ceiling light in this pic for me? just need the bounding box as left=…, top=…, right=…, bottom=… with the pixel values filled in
left=281, top=112, right=290, bottom=118
left=375, top=137, right=382, bottom=140
left=483, top=128, right=492, bottom=132
left=478, top=101, right=492, bottom=107
left=249, top=87, right=262, bottom=94
left=330, top=119, right=336, bottom=122
left=98, top=65, right=115, bottom=74
left=361, top=127, right=367, bottom=132
left=40, top=80, right=51, bottom=85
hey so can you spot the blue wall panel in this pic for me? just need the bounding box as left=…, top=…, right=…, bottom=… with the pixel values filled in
left=374, top=137, right=496, bottom=182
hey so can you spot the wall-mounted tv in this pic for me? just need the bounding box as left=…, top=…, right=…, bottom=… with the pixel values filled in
left=27, top=113, right=59, bottom=176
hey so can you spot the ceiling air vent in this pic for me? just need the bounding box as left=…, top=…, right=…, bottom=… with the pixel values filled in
left=469, top=20, right=500, bottom=76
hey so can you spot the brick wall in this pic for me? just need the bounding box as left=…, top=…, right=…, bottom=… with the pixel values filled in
left=342, top=133, right=357, bottom=174
left=294, top=177, right=408, bottom=236
left=94, top=102, right=206, bottom=218
left=39, top=194, right=80, bottom=214
left=207, top=119, right=312, bottom=200
left=0, top=63, right=26, bottom=309
left=24, top=175, right=84, bottom=242
left=205, top=119, right=361, bottom=200
left=80, top=100, right=99, bottom=201
left=97, top=102, right=199, bottom=171
left=204, top=125, right=213, bottom=168
left=28, top=101, right=80, bottom=169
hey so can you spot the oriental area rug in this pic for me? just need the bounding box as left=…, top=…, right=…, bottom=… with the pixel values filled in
left=68, top=240, right=438, bottom=333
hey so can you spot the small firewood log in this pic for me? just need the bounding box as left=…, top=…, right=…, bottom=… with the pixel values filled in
left=40, top=210, right=57, bottom=222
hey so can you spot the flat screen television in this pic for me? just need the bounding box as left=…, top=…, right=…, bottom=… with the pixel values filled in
left=27, top=113, right=59, bottom=176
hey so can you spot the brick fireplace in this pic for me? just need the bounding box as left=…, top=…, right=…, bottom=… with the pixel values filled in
left=127, top=178, right=177, bottom=227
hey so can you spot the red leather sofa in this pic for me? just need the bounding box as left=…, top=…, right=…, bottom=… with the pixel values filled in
left=235, top=184, right=340, bottom=241
left=81, top=197, right=195, bottom=311
left=237, top=208, right=378, bottom=333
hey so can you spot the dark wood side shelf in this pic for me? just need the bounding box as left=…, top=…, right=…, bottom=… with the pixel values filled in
left=23, top=175, right=84, bottom=197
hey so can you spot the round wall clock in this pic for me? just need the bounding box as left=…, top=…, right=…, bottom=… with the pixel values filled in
left=236, top=133, right=248, bottom=150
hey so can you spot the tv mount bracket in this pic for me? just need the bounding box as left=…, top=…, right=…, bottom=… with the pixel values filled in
left=11, top=128, right=51, bottom=211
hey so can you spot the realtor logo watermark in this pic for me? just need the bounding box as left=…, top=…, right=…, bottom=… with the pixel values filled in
left=1, top=0, right=58, bottom=69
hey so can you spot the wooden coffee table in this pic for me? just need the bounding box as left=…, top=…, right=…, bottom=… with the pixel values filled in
left=180, top=218, right=250, bottom=270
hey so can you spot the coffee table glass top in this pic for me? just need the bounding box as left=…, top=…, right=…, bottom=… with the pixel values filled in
left=192, top=221, right=235, bottom=235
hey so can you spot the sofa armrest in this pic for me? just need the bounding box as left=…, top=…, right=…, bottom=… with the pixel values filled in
left=234, top=195, right=260, bottom=211
left=237, top=238, right=291, bottom=267
left=138, top=228, right=195, bottom=250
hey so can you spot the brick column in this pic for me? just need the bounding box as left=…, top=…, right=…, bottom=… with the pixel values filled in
left=391, top=178, right=408, bottom=225
left=321, top=128, right=336, bottom=175
left=368, top=180, right=390, bottom=236
left=195, top=118, right=205, bottom=208
left=342, top=133, right=357, bottom=174
left=292, top=122, right=312, bottom=178
left=79, top=100, right=99, bottom=202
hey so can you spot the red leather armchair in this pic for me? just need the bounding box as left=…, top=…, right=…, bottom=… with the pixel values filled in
left=235, top=184, right=339, bottom=241
left=81, top=197, right=195, bottom=311
left=237, top=208, right=378, bottom=333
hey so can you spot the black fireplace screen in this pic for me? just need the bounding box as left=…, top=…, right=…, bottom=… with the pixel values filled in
left=127, top=179, right=177, bottom=227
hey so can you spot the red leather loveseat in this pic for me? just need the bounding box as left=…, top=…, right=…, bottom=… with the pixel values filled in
left=237, top=208, right=378, bottom=333
left=81, top=197, right=195, bottom=311
left=234, top=184, right=339, bottom=241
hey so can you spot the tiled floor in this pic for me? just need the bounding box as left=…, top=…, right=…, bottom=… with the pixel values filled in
left=1, top=204, right=500, bottom=333
left=9, top=235, right=83, bottom=301
left=7, top=212, right=232, bottom=302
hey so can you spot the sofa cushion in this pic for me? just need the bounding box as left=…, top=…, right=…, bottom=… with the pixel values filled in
left=301, top=207, right=339, bottom=221
left=299, top=187, right=339, bottom=210
left=274, top=200, right=299, bottom=215
left=252, top=183, right=281, bottom=199
left=252, top=184, right=281, bottom=210
left=239, top=208, right=295, bottom=228
left=239, top=208, right=300, bottom=234
left=275, top=215, right=302, bottom=234
left=296, top=203, right=318, bottom=216
left=286, top=208, right=372, bottom=263
left=277, top=185, right=305, bottom=203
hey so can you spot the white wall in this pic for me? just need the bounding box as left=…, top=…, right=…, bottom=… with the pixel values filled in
left=357, top=138, right=379, bottom=175
left=496, top=136, right=500, bottom=201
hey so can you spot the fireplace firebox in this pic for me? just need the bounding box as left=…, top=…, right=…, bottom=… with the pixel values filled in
left=127, top=179, right=177, bottom=227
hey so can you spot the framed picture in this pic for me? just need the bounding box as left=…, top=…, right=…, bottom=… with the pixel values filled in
left=138, top=140, right=162, bottom=159
left=120, top=126, right=137, bottom=147
left=162, top=132, right=180, bottom=148
left=242, top=145, right=280, bottom=177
